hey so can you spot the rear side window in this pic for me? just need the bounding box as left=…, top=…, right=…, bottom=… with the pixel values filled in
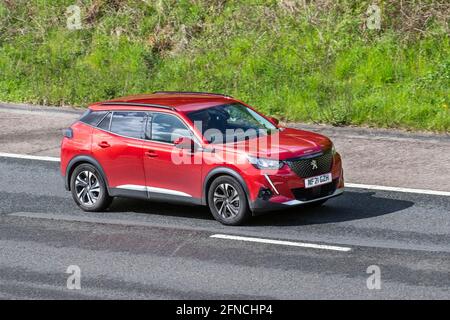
left=79, top=110, right=108, bottom=126
left=151, top=113, right=191, bottom=144
left=110, top=112, right=146, bottom=139
left=97, top=112, right=111, bottom=131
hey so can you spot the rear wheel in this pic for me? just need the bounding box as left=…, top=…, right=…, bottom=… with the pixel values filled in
left=70, top=163, right=112, bottom=212
left=208, top=176, right=251, bottom=226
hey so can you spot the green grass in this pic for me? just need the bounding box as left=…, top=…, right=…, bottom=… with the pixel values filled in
left=0, top=0, right=449, bottom=131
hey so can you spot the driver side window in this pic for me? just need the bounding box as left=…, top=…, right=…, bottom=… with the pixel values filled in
left=149, top=113, right=191, bottom=144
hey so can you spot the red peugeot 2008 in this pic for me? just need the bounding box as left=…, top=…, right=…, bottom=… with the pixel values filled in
left=61, top=92, right=344, bottom=225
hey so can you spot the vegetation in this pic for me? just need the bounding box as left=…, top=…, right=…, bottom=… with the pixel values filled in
left=0, top=0, right=448, bottom=131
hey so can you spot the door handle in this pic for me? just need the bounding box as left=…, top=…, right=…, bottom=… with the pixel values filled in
left=98, top=141, right=110, bottom=148
left=145, top=150, right=158, bottom=158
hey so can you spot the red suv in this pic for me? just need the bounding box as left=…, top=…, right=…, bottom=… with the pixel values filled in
left=61, top=92, right=344, bottom=225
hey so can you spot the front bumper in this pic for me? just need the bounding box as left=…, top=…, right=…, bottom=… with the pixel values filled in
left=250, top=187, right=344, bottom=213
left=246, top=152, right=345, bottom=213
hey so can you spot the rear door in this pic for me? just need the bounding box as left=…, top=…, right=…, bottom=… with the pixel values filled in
left=91, top=111, right=147, bottom=194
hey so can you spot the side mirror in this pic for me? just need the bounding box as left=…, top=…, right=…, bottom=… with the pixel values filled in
left=174, top=136, right=195, bottom=151
left=268, top=117, right=279, bottom=126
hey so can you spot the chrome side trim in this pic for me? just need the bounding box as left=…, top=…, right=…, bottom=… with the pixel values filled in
left=147, top=186, right=192, bottom=197
left=115, top=184, right=147, bottom=192
left=283, top=188, right=344, bottom=206
left=263, top=174, right=280, bottom=195
left=115, top=184, right=192, bottom=197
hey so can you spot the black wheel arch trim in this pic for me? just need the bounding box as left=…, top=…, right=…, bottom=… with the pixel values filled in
left=64, top=155, right=109, bottom=192
left=202, top=167, right=252, bottom=209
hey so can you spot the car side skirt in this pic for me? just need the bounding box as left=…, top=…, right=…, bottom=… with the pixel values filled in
left=109, top=186, right=202, bottom=206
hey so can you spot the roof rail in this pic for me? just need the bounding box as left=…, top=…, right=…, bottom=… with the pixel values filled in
left=101, top=102, right=175, bottom=110
left=153, top=91, right=233, bottom=98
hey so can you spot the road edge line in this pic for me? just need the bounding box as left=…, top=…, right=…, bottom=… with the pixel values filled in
left=0, top=152, right=60, bottom=162
left=345, top=183, right=450, bottom=197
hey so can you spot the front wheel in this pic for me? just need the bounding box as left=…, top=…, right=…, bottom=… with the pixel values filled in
left=70, top=163, right=112, bottom=212
left=208, top=176, right=251, bottom=226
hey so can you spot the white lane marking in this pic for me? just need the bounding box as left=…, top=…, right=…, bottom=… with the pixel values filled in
left=8, top=212, right=348, bottom=252
left=210, top=234, right=352, bottom=252
left=0, top=152, right=449, bottom=197
left=346, top=183, right=450, bottom=197
left=8, top=212, right=450, bottom=253
left=0, top=152, right=60, bottom=162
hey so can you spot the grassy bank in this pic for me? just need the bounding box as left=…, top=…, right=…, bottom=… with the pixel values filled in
left=0, top=0, right=449, bottom=131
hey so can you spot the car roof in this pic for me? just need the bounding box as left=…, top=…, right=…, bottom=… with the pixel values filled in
left=89, top=92, right=237, bottom=113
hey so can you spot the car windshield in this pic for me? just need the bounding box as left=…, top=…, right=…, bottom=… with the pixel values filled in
left=187, top=103, right=278, bottom=144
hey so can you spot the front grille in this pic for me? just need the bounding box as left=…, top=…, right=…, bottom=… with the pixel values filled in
left=286, top=149, right=333, bottom=178
left=291, top=179, right=338, bottom=201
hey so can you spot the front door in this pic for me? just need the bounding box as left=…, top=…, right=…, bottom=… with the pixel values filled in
left=142, top=112, right=203, bottom=203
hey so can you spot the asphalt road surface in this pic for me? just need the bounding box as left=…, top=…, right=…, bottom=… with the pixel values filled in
left=0, top=156, right=449, bottom=299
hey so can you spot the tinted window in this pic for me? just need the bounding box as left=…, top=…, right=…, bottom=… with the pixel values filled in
left=187, top=103, right=277, bottom=144
left=151, top=113, right=191, bottom=143
left=97, top=112, right=111, bottom=131
left=110, top=112, right=146, bottom=139
left=80, top=110, right=108, bottom=126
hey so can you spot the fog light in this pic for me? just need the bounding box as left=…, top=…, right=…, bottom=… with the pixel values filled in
left=258, top=188, right=273, bottom=201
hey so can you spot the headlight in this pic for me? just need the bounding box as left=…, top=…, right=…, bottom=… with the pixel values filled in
left=247, top=156, right=283, bottom=170
left=331, top=143, right=337, bottom=155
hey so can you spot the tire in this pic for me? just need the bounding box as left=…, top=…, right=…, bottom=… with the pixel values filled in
left=207, top=175, right=251, bottom=226
left=70, top=163, right=112, bottom=212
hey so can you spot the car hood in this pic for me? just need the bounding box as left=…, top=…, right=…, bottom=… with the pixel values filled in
left=221, top=127, right=332, bottom=160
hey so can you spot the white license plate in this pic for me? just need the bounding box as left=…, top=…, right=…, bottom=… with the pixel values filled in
left=304, top=173, right=332, bottom=188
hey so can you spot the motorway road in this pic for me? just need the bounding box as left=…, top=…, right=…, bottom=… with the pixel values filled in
left=0, top=157, right=449, bottom=299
